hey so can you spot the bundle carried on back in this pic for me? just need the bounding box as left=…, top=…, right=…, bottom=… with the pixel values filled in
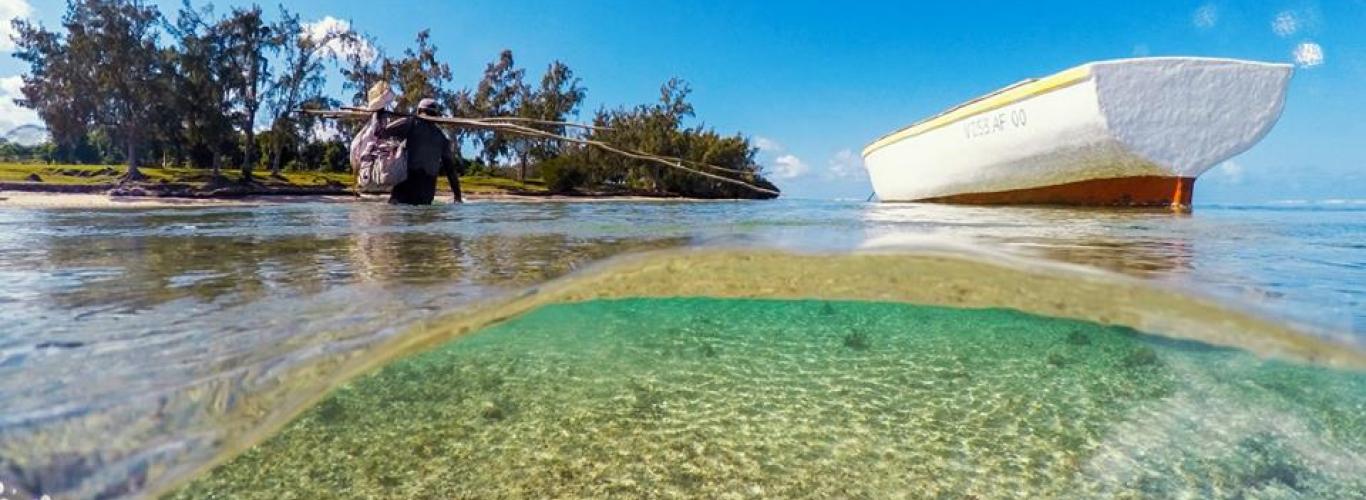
left=349, top=83, right=408, bottom=193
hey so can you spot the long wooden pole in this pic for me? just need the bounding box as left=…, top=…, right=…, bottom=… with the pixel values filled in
left=303, top=108, right=777, bottom=196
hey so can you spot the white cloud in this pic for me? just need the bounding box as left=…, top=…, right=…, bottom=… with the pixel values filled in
left=826, top=149, right=867, bottom=180
left=1193, top=4, right=1218, bottom=29
left=771, top=154, right=809, bottom=179
left=1212, top=160, right=1244, bottom=184
left=0, top=75, right=42, bottom=139
left=753, top=136, right=783, bottom=153
left=1294, top=41, right=1324, bottom=68
left=0, top=0, right=32, bottom=52
left=1272, top=11, right=1299, bottom=37
left=1, top=73, right=22, bottom=95
left=304, top=16, right=376, bottom=63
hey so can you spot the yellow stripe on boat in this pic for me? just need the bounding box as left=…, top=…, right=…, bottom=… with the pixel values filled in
left=862, top=65, right=1093, bottom=157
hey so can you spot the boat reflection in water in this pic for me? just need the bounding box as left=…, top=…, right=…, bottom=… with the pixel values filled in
left=861, top=203, right=1196, bottom=279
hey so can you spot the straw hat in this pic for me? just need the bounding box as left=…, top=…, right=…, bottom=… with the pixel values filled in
left=365, top=81, right=395, bottom=111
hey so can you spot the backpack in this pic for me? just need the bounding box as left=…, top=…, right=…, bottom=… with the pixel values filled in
left=350, top=114, right=408, bottom=193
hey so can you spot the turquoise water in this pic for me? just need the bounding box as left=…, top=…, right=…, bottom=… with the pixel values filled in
left=175, top=298, right=1364, bottom=498
left=0, top=200, right=1363, bottom=498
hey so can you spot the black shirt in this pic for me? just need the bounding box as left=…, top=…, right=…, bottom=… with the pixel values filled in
left=379, top=112, right=459, bottom=205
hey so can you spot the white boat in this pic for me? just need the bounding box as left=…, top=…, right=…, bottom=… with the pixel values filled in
left=862, top=57, right=1293, bottom=208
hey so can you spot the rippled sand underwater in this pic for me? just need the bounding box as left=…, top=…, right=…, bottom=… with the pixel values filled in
left=172, top=266, right=1366, bottom=498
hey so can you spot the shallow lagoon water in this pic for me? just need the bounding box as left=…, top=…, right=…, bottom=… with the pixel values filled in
left=175, top=297, right=1365, bottom=498
left=1, top=199, right=1364, bottom=498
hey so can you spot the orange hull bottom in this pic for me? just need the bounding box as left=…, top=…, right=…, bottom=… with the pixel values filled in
left=920, top=176, right=1195, bottom=209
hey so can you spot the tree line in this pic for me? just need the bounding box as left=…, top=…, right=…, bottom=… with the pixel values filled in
left=10, top=0, right=776, bottom=198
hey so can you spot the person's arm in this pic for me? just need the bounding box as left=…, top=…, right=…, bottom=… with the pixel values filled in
left=440, top=135, right=462, bottom=203
left=376, top=112, right=413, bottom=139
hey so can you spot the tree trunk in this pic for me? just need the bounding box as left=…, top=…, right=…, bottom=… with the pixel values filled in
left=270, top=142, right=283, bottom=176
left=270, top=121, right=286, bottom=177
left=518, top=152, right=528, bottom=182
left=124, top=141, right=144, bottom=181
left=242, top=51, right=259, bottom=183
left=242, top=124, right=256, bottom=182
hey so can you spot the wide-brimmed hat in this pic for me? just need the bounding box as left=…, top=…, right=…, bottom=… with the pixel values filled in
left=365, top=81, right=395, bottom=111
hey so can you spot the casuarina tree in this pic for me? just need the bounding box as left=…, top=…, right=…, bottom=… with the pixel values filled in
left=472, top=49, right=526, bottom=174
left=167, top=1, right=236, bottom=174
left=384, top=30, right=454, bottom=113
left=218, top=5, right=281, bottom=181
left=518, top=60, right=586, bottom=170
left=264, top=7, right=346, bottom=176
left=12, top=0, right=169, bottom=179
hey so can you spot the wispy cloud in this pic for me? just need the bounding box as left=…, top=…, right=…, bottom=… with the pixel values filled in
left=1272, top=11, right=1299, bottom=37
left=771, top=154, right=810, bottom=179
left=826, top=149, right=867, bottom=180
left=1211, top=160, right=1245, bottom=184
left=0, top=0, right=32, bottom=52
left=753, top=136, right=783, bottom=153
left=1294, top=41, right=1324, bottom=68
left=1192, top=3, right=1218, bottom=29
left=304, top=16, right=377, bottom=63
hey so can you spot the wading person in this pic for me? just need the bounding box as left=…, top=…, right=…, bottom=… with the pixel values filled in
left=380, top=98, right=462, bottom=205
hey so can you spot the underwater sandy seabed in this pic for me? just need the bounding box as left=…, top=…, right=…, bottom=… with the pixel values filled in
left=161, top=252, right=1364, bottom=499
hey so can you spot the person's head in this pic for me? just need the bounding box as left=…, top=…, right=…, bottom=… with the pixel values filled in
left=417, top=98, right=439, bottom=116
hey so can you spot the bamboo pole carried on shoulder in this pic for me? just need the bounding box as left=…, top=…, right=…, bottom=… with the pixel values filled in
left=302, top=108, right=777, bottom=196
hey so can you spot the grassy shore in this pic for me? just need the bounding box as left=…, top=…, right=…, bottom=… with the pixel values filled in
left=0, top=162, right=348, bottom=186
left=0, top=162, right=549, bottom=196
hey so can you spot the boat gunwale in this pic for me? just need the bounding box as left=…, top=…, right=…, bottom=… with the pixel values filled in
left=860, top=66, right=1093, bottom=158
left=860, top=57, right=1294, bottom=159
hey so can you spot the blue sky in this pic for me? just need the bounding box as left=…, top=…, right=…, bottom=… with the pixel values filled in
left=4, top=0, right=1364, bottom=202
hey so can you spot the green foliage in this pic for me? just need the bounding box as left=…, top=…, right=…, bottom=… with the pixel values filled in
left=0, top=162, right=350, bottom=187
left=167, top=1, right=236, bottom=172
left=12, top=0, right=168, bottom=176
left=472, top=50, right=527, bottom=169
left=386, top=30, right=454, bottom=113
left=538, top=156, right=588, bottom=194
left=557, top=79, right=777, bottom=199
left=519, top=61, right=587, bottom=168
left=0, top=139, right=54, bottom=163
left=9, top=2, right=777, bottom=198
left=217, top=5, right=281, bottom=180
left=263, top=9, right=339, bottom=175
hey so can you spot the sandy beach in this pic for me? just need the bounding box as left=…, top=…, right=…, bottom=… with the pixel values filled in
left=0, top=191, right=358, bottom=208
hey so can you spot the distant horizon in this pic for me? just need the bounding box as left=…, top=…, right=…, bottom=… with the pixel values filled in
left=3, top=0, right=1363, bottom=203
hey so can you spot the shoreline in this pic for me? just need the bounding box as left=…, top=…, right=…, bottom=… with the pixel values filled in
left=0, top=186, right=741, bottom=208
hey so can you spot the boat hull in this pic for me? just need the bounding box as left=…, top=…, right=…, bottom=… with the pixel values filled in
left=921, top=175, right=1194, bottom=207
left=862, top=58, right=1293, bottom=208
